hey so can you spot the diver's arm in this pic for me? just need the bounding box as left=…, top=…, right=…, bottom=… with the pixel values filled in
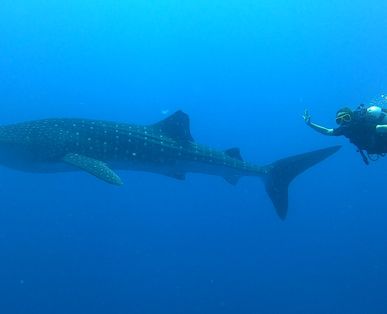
left=303, top=109, right=335, bottom=136
left=308, top=122, right=335, bottom=136
left=376, top=125, right=387, bottom=133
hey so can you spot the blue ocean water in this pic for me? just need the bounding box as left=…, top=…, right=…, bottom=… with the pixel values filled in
left=0, top=1, right=386, bottom=313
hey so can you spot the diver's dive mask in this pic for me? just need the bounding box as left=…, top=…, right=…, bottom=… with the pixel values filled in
left=336, top=112, right=352, bottom=125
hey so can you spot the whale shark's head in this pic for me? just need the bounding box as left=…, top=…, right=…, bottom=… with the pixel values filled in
left=0, top=142, right=35, bottom=170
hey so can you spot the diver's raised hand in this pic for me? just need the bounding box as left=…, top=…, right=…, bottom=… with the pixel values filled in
left=303, top=109, right=311, bottom=125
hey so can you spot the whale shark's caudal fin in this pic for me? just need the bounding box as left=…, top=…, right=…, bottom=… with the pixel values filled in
left=263, top=146, right=341, bottom=220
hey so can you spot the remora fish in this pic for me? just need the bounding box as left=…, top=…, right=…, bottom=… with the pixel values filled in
left=0, top=111, right=340, bottom=219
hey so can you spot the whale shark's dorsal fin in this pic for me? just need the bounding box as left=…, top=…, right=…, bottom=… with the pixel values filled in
left=63, top=153, right=123, bottom=186
left=225, top=148, right=243, bottom=161
left=153, top=111, right=194, bottom=142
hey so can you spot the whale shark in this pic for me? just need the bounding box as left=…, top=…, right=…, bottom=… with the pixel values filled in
left=0, top=111, right=340, bottom=219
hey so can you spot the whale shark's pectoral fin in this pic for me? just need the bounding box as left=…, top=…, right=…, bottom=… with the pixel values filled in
left=63, top=153, right=123, bottom=186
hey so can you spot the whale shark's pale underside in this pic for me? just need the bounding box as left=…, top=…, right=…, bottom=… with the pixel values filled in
left=0, top=111, right=340, bottom=219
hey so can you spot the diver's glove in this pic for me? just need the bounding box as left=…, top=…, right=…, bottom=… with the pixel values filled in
left=303, top=109, right=312, bottom=125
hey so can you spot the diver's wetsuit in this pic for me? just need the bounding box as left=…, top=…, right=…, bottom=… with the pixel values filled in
left=332, top=108, right=387, bottom=163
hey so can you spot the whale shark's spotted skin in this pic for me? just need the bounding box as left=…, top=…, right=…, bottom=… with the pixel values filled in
left=0, top=113, right=258, bottom=178
left=0, top=111, right=340, bottom=219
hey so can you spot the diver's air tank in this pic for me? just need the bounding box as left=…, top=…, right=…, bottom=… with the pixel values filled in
left=366, top=106, right=387, bottom=124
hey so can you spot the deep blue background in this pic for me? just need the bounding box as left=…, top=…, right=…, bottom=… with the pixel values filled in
left=0, top=1, right=386, bottom=313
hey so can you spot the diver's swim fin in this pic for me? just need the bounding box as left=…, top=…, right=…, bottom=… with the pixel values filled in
left=263, top=146, right=341, bottom=220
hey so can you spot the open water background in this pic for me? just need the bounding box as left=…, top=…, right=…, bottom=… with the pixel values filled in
left=0, top=1, right=386, bottom=313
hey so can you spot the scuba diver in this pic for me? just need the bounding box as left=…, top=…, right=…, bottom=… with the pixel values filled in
left=303, top=104, right=387, bottom=165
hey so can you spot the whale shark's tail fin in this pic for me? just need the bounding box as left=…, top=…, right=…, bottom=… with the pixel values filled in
left=263, top=146, right=341, bottom=220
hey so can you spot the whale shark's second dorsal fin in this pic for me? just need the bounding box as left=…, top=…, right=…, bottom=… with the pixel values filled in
left=153, top=111, right=194, bottom=142
left=225, top=148, right=243, bottom=161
